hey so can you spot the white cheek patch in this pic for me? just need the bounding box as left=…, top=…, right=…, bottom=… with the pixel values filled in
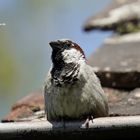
left=62, top=48, right=85, bottom=63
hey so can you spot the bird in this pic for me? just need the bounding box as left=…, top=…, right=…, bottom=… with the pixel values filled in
left=44, top=39, right=108, bottom=124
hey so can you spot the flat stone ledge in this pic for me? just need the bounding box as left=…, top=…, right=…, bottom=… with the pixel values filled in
left=1, top=116, right=140, bottom=140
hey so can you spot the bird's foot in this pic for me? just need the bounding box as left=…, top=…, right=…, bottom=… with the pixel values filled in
left=84, top=116, right=94, bottom=128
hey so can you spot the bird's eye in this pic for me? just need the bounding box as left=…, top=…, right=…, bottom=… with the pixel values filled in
left=64, top=44, right=68, bottom=48
left=67, top=43, right=71, bottom=47
left=64, top=43, right=71, bottom=48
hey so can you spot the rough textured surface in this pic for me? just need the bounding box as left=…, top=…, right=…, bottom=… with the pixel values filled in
left=88, top=40, right=140, bottom=89
left=2, top=88, right=140, bottom=122
left=2, top=90, right=45, bottom=122
left=105, top=88, right=140, bottom=115
left=83, top=0, right=140, bottom=34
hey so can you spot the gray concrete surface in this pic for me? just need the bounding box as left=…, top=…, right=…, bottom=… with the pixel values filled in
left=1, top=116, right=140, bottom=140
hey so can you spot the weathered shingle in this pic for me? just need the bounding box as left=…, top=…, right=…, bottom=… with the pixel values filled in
left=88, top=32, right=140, bottom=89
left=84, top=0, right=140, bottom=34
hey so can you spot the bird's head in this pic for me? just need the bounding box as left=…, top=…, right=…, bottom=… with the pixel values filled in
left=49, top=39, right=86, bottom=65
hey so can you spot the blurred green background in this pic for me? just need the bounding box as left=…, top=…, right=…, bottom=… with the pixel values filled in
left=0, top=0, right=112, bottom=119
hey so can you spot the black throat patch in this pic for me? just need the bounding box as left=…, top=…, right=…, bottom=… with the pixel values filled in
left=51, top=49, right=79, bottom=86
left=51, top=62, right=79, bottom=87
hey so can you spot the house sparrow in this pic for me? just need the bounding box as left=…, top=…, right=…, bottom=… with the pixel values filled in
left=44, top=39, right=108, bottom=123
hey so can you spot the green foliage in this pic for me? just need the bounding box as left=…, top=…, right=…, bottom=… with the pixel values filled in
left=116, top=21, right=140, bottom=34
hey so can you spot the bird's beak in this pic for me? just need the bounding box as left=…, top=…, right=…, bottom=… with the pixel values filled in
left=49, top=41, right=61, bottom=50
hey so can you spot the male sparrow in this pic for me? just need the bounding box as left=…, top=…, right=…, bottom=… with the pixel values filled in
left=44, top=39, right=108, bottom=123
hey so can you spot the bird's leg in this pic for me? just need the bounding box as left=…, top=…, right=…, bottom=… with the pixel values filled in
left=84, top=115, right=94, bottom=128
left=90, top=115, right=94, bottom=123
left=84, top=117, right=90, bottom=128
